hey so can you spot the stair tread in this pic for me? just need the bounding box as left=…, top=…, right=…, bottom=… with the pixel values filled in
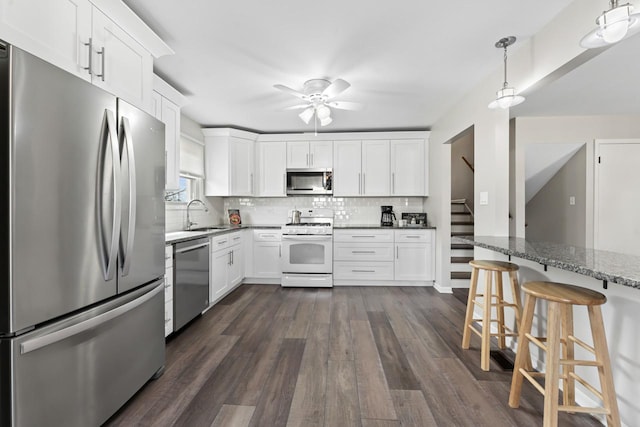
left=451, top=271, right=472, bottom=280
left=451, top=256, right=473, bottom=263
left=451, top=221, right=474, bottom=225
left=451, top=232, right=473, bottom=237
left=451, top=243, right=473, bottom=250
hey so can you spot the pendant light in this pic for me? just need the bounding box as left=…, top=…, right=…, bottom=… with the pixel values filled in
left=488, top=36, right=525, bottom=110
left=581, top=1, right=640, bottom=48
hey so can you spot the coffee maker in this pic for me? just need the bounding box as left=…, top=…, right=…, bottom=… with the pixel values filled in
left=380, top=205, right=396, bottom=227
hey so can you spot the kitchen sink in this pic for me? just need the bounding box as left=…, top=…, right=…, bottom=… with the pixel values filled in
left=189, top=226, right=226, bottom=232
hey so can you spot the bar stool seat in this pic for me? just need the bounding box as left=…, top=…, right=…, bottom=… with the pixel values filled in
left=461, top=259, right=525, bottom=371
left=509, top=281, right=620, bottom=427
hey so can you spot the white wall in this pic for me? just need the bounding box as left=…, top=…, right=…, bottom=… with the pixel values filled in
left=512, top=115, right=640, bottom=246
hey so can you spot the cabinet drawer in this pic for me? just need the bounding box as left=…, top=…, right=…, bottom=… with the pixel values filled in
left=334, top=243, right=394, bottom=261
left=253, top=229, right=282, bottom=242
left=334, top=229, right=394, bottom=243
left=165, top=245, right=173, bottom=267
left=211, top=234, right=230, bottom=249
left=164, top=270, right=173, bottom=302
left=229, top=232, right=243, bottom=246
left=164, top=300, right=173, bottom=336
left=395, top=230, right=432, bottom=243
left=334, top=261, right=394, bottom=280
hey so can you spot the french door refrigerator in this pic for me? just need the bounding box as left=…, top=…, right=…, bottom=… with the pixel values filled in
left=0, top=41, right=166, bottom=426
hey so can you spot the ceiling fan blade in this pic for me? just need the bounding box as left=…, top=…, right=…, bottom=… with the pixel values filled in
left=284, top=104, right=311, bottom=110
left=274, top=84, right=307, bottom=100
left=326, top=101, right=363, bottom=111
left=322, top=79, right=350, bottom=99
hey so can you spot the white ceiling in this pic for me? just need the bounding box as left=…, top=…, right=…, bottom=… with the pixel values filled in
left=122, top=0, right=574, bottom=133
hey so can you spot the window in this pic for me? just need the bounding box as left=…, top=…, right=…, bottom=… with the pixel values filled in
left=165, top=133, right=205, bottom=203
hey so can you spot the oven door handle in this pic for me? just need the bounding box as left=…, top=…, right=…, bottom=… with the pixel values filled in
left=281, top=235, right=333, bottom=241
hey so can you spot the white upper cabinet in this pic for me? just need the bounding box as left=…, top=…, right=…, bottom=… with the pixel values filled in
left=333, top=141, right=361, bottom=196
left=361, top=140, right=390, bottom=196
left=91, top=8, right=153, bottom=112
left=203, top=128, right=257, bottom=197
left=0, top=0, right=92, bottom=80
left=0, top=0, right=173, bottom=113
left=256, top=142, right=287, bottom=197
left=333, top=140, right=389, bottom=196
left=287, top=141, right=333, bottom=168
left=390, top=139, right=426, bottom=196
left=153, top=75, right=186, bottom=191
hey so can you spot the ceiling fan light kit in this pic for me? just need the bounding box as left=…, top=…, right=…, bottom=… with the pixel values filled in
left=581, top=0, right=640, bottom=48
left=274, top=78, right=362, bottom=129
left=488, top=36, right=525, bottom=110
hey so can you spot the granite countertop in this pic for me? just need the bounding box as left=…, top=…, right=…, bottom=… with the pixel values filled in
left=453, top=235, right=640, bottom=289
left=334, top=224, right=436, bottom=230
left=165, top=224, right=281, bottom=244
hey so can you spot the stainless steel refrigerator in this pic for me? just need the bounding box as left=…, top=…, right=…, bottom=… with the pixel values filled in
left=0, top=41, right=166, bottom=426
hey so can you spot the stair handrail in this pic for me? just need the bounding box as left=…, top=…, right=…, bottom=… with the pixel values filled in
left=451, top=198, right=474, bottom=219
left=461, top=156, right=474, bottom=173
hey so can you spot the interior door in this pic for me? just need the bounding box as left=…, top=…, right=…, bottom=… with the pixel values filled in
left=594, top=139, right=640, bottom=255
left=117, top=99, right=166, bottom=293
left=6, top=47, right=118, bottom=333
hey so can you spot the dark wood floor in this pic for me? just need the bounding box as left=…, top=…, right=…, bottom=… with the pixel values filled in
left=105, top=285, right=601, bottom=427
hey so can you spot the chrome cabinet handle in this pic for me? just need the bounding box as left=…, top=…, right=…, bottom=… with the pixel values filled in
left=396, top=246, right=399, bottom=259
left=352, top=269, right=375, bottom=273
left=96, top=46, right=105, bottom=81
left=353, top=235, right=376, bottom=238
left=279, top=244, right=281, bottom=257
left=306, top=153, right=309, bottom=166
left=392, top=173, right=395, bottom=194
left=352, top=250, right=375, bottom=254
left=363, top=174, right=365, bottom=194
left=83, top=38, right=92, bottom=74
left=283, top=173, right=286, bottom=194
left=175, top=242, right=209, bottom=254
left=358, top=173, right=361, bottom=194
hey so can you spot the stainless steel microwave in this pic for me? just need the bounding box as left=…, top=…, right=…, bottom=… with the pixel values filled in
left=286, top=168, right=332, bottom=195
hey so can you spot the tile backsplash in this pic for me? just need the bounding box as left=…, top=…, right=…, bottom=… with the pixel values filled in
left=223, top=197, right=426, bottom=225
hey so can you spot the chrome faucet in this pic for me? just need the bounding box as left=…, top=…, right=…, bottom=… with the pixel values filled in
left=186, top=199, right=208, bottom=230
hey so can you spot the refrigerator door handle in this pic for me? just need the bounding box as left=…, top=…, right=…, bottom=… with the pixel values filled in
left=120, top=116, right=136, bottom=276
left=97, top=109, right=122, bottom=281
left=20, top=284, right=163, bottom=355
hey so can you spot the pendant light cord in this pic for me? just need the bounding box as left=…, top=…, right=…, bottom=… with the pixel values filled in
left=503, top=45, right=509, bottom=89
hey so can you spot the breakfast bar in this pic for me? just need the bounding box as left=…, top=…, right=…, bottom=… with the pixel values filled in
left=453, top=235, right=640, bottom=425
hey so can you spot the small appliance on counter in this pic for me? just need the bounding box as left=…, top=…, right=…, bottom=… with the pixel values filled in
left=381, top=205, right=396, bottom=226
left=402, top=212, right=428, bottom=227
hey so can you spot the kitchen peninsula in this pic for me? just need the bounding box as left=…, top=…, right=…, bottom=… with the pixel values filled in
left=455, top=235, right=640, bottom=424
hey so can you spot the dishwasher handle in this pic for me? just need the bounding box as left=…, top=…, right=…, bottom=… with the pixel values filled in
left=175, top=242, right=209, bottom=254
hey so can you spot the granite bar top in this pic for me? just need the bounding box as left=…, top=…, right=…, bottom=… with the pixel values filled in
left=453, top=235, right=640, bottom=289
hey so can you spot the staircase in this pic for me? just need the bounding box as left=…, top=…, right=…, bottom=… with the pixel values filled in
left=450, top=199, right=474, bottom=287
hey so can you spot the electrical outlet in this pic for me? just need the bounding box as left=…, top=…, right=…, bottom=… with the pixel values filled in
left=480, top=192, right=489, bottom=205
left=569, top=196, right=575, bottom=205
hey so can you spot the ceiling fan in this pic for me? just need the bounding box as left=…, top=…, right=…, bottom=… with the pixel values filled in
left=274, top=78, right=362, bottom=127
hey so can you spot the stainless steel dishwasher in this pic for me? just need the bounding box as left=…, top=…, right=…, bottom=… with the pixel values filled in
left=174, top=237, right=210, bottom=331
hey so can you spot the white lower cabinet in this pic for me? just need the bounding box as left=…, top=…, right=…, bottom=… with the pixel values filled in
left=164, top=245, right=174, bottom=337
left=210, top=231, right=245, bottom=304
left=251, top=229, right=282, bottom=279
left=394, top=230, right=435, bottom=281
left=334, top=228, right=435, bottom=284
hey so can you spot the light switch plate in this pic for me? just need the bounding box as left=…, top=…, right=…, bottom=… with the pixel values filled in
left=480, top=191, right=489, bottom=205
left=569, top=196, right=576, bottom=205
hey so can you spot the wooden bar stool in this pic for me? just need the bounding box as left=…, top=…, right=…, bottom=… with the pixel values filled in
left=461, top=260, right=525, bottom=371
left=509, top=282, right=620, bottom=427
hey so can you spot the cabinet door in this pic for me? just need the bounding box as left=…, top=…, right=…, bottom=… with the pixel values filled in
left=161, top=97, right=181, bottom=190
left=333, top=140, right=362, bottom=196
left=230, top=137, right=254, bottom=196
left=395, top=243, right=431, bottom=281
left=151, top=91, right=162, bottom=120
left=229, top=244, right=244, bottom=287
left=256, top=142, right=286, bottom=196
left=253, top=242, right=282, bottom=278
left=287, top=141, right=310, bottom=168
left=0, top=0, right=92, bottom=80
left=211, top=248, right=230, bottom=303
left=391, top=139, right=425, bottom=196
left=361, top=140, right=390, bottom=196
left=310, top=140, right=333, bottom=168
left=91, top=8, right=153, bottom=112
